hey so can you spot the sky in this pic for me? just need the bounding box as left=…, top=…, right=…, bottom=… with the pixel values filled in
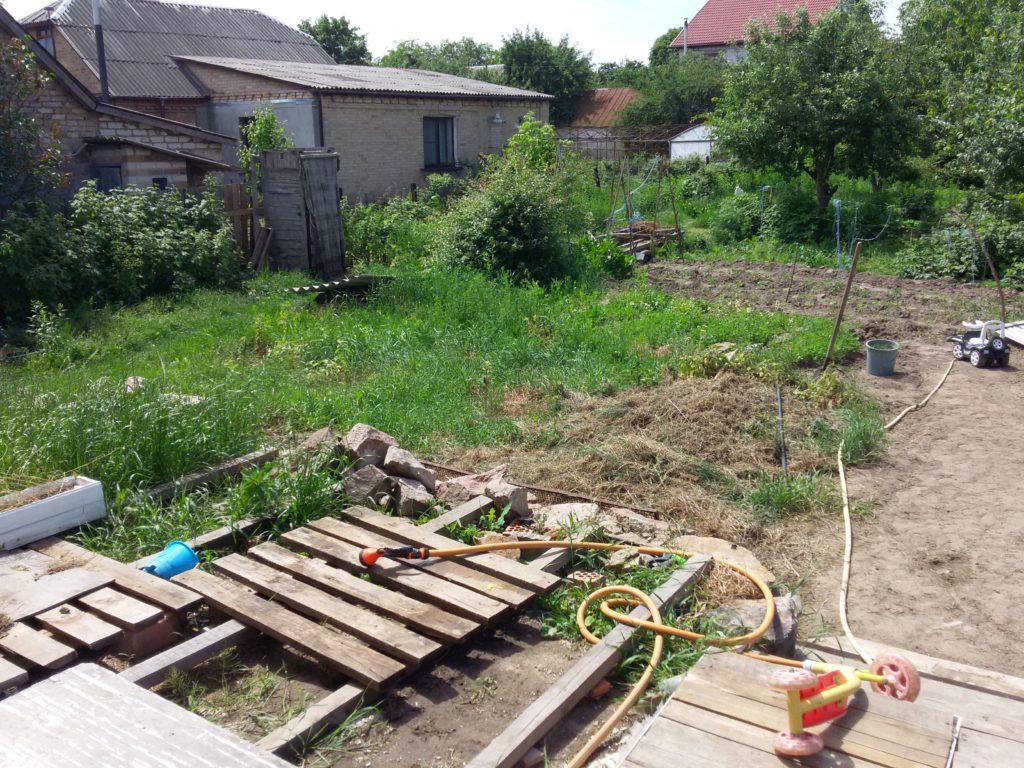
left=3, top=0, right=906, bottom=64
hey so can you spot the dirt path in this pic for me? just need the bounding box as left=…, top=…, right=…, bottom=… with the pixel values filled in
left=649, top=260, right=1024, bottom=671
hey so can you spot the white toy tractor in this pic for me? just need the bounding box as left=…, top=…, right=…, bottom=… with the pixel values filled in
left=951, top=320, right=1010, bottom=368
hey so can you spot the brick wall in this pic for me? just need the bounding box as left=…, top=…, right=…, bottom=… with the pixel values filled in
left=53, top=30, right=99, bottom=92
left=180, top=61, right=309, bottom=99
left=110, top=98, right=202, bottom=125
left=321, top=95, right=550, bottom=201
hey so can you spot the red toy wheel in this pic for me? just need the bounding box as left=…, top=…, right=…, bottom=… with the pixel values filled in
left=870, top=654, right=921, bottom=701
left=774, top=730, right=824, bottom=757
left=768, top=667, right=818, bottom=691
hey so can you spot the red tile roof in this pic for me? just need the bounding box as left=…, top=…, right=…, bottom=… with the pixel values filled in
left=567, top=88, right=641, bottom=128
left=669, top=0, right=840, bottom=49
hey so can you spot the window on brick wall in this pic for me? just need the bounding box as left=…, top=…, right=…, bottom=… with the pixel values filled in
left=152, top=177, right=168, bottom=190
left=92, top=165, right=123, bottom=192
left=423, top=117, right=455, bottom=169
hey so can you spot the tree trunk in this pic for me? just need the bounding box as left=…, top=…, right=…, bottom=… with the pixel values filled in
left=813, top=167, right=837, bottom=212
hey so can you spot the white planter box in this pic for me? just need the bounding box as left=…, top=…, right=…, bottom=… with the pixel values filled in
left=0, top=476, right=106, bottom=551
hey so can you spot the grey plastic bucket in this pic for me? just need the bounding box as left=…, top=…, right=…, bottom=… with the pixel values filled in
left=865, top=339, right=899, bottom=376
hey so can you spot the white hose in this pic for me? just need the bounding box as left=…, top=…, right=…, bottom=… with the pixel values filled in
left=885, top=359, right=954, bottom=431
left=837, top=443, right=873, bottom=665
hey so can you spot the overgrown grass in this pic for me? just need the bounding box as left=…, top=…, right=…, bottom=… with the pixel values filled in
left=747, top=472, right=833, bottom=522
left=0, top=269, right=857, bottom=502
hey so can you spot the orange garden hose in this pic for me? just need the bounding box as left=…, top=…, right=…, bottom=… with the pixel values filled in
left=359, top=539, right=778, bottom=766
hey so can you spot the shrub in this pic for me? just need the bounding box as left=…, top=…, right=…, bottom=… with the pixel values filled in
left=709, top=192, right=763, bottom=244
left=344, top=196, right=434, bottom=266
left=580, top=237, right=634, bottom=279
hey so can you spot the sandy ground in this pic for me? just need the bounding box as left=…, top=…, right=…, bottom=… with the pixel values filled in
left=649, top=259, right=1024, bottom=671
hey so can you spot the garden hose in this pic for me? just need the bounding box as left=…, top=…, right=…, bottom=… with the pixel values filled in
left=359, top=539, right=778, bottom=766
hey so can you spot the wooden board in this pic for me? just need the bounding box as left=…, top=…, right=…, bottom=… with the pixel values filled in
left=312, top=517, right=534, bottom=608
left=31, top=538, right=200, bottom=613
left=257, top=683, right=365, bottom=756
left=173, top=568, right=404, bottom=690
left=419, top=496, right=494, bottom=534
left=466, top=556, right=711, bottom=768
left=78, top=587, right=163, bottom=630
left=282, top=527, right=508, bottom=625
left=0, top=549, right=111, bottom=621
left=120, top=619, right=253, bottom=689
left=212, top=554, right=442, bottom=665
left=0, top=663, right=292, bottom=767
left=248, top=543, right=477, bottom=644
left=146, top=448, right=279, bottom=503
left=0, top=623, right=76, bottom=669
left=956, top=727, right=1024, bottom=767
left=35, top=604, right=121, bottom=650
left=338, top=506, right=560, bottom=593
left=0, top=655, right=29, bottom=689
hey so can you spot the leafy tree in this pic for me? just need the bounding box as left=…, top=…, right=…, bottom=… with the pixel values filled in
left=712, top=4, right=918, bottom=211
left=298, top=15, right=370, bottom=65
left=238, top=108, right=293, bottom=187
left=0, top=38, right=62, bottom=219
left=619, top=54, right=724, bottom=125
left=500, top=29, right=593, bottom=124
left=377, top=38, right=496, bottom=75
left=593, top=60, right=647, bottom=89
left=649, top=26, right=682, bottom=68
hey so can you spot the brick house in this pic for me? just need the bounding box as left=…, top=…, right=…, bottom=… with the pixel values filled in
left=18, top=0, right=551, bottom=200
left=555, top=88, right=640, bottom=160
left=669, top=0, right=839, bottom=61
left=3, top=6, right=233, bottom=193
left=175, top=57, right=551, bottom=201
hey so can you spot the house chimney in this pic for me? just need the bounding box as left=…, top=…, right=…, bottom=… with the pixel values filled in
left=683, top=18, right=689, bottom=55
left=92, top=0, right=110, bottom=99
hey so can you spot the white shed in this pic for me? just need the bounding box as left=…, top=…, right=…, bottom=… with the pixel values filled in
left=670, top=123, right=714, bottom=162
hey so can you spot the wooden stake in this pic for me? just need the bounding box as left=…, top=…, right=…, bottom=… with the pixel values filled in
left=951, top=208, right=1006, bottom=324
left=821, top=240, right=862, bottom=374
left=785, top=246, right=800, bottom=302
left=668, top=171, right=684, bottom=252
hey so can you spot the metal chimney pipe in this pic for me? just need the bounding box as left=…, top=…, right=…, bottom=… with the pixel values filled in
left=683, top=18, right=689, bottom=55
left=92, top=0, right=110, bottom=99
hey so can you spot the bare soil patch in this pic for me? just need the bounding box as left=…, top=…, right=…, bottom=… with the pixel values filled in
left=645, top=260, right=1024, bottom=343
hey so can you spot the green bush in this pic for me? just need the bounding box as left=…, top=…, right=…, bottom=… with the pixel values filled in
left=580, top=237, right=634, bottom=279
left=0, top=183, right=241, bottom=325
left=344, top=196, right=434, bottom=266
left=709, top=193, right=763, bottom=244
left=433, top=116, right=592, bottom=284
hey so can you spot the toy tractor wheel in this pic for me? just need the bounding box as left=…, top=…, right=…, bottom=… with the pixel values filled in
left=992, top=337, right=1006, bottom=352
left=774, top=730, right=824, bottom=757
left=970, top=349, right=987, bottom=368
left=952, top=343, right=965, bottom=361
left=870, top=654, right=921, bottom=701
left=768, top=667, right=818, bottom=691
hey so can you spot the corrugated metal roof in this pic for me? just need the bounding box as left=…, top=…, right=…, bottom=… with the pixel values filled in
left=40, top=0, right=334, bottom=98
left=568, top=88, right=640, bottom=128
left=669, top=0, right=839, bottom=48
left=178, top=57, right=554, bottom=100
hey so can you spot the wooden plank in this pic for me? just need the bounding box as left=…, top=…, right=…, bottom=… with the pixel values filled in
left=0, top=549, right=111, bottom=621
left=256, top=683, right=366, bottom=756
left=31, top=538, right=201, bottom=613
left=248, top=543, right=476, bottom=644
left=337, top=507, right=559, bottom=593
left=172, top=568, right=404, bottom=690
left=313, top=517, right=534, bottom=608
left=0, top=655, right=29, bottom=689
left=808, top=637, right=1024, bottom=703
left=419, top=496, right=494, bottom=534
left=146, top=448, right=279, bottom=503
left=213, top=554, right=442, bottom=665
left=35, top=604, right=122, bottom=650
left=0, top=664, right=292, bottom=767
left=77, top=587, right=163, bottom=630
left=120, top=619, right=253, bottom=689
left=283, top=527, right=506, bottom=625
left=956, top=727, right=1024, bottom=767
left=529, top=548, right=571, bottom=574
left=670, top=677, right=944, bottom=767
left=465, top=556, right=711, bottom=768
left=0, top=623, right=76, bottom=668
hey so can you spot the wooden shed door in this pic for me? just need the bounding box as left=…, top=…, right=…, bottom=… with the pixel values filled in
left=300, top=154, right=345, bottom=279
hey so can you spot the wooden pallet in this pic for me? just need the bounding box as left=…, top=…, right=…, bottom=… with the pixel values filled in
left=0, top=541, right=192, bottom=690
left=171, top=506, right=559, bottom=694
left=622, top=647, right=1024, bottom=768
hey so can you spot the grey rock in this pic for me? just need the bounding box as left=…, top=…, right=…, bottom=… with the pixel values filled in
left=707, top=594, right=801, bottom=656
left=341, top=423, right=398, bottom=467
left=394, top=478, right=435, bottom=517
left=436, top=465, right=508, bottom=506
left=537, top=502, right=603, bottom=538
left=484, top=478, right=528, bottom=518
left=293, top=427, right=341, bottom=470
left=342, top=464, right=394, bottom=507
left=383, top=446, right=436, bottom=492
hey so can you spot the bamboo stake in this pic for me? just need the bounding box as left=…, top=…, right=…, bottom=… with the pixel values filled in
left=821, top=240, right=862, bottom=374
left=950, top=208, right=1006, bottom=324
